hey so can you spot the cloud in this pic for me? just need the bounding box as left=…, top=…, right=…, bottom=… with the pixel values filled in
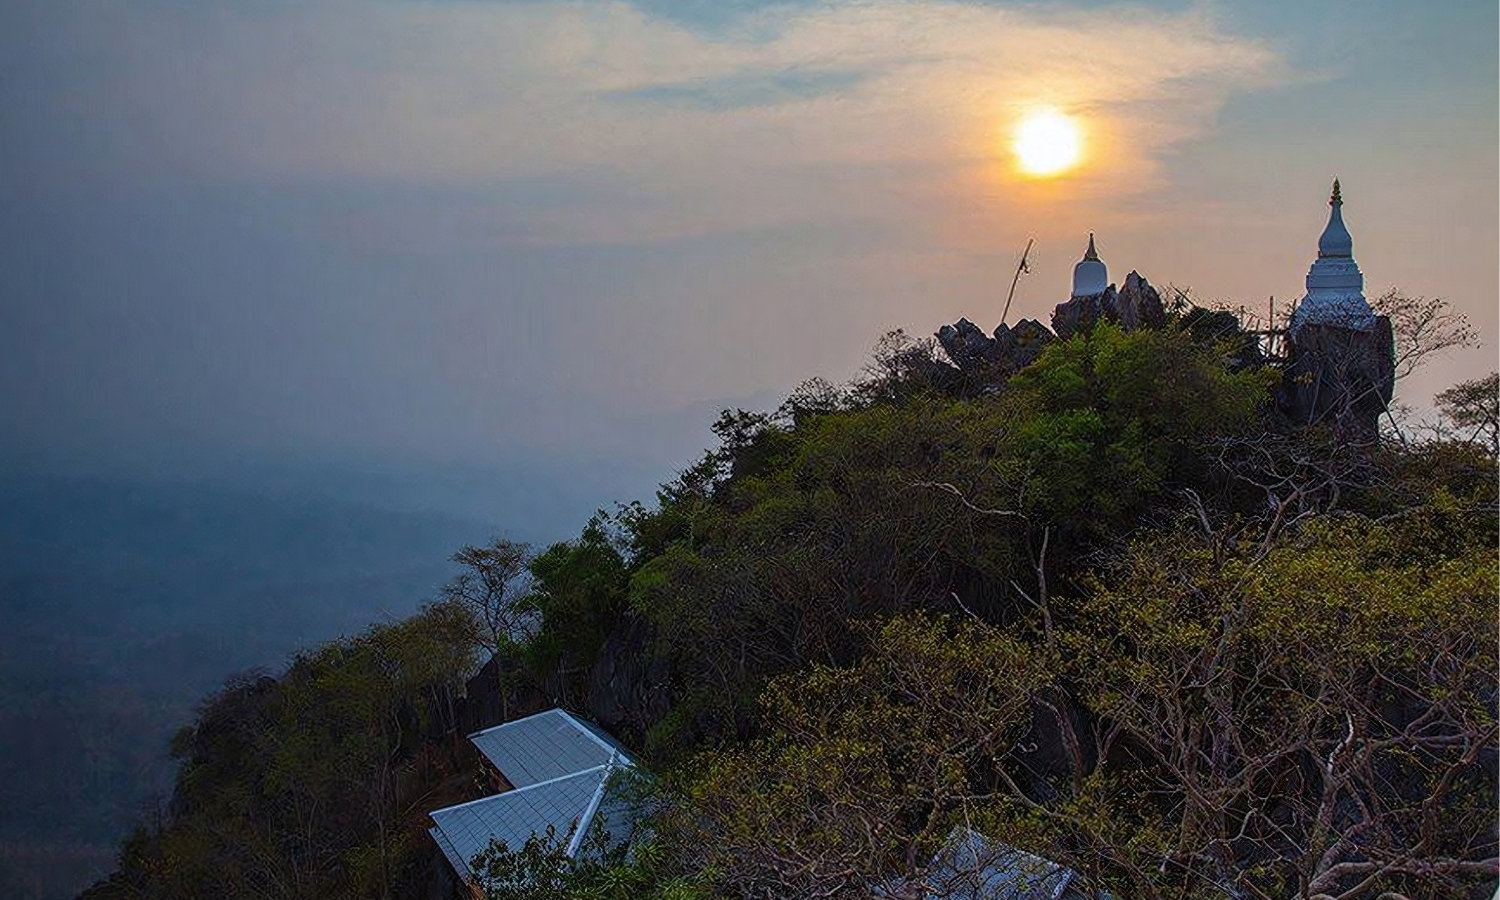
left=608, top=68, right=869, bottom=110
left=14, top=0, right=1283, bottom=246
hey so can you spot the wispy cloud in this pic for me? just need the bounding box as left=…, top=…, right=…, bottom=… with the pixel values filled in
left=608, top=68, right=869, bottom=110
left=15, top=0, right=1283, bottom=245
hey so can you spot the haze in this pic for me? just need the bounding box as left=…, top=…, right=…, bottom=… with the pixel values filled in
left=2, top=0, right=1493, bottom=515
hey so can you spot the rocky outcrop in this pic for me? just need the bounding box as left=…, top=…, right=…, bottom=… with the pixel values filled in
left=1281, top=316, right=1395, bottom=436
left=936, top=317, right=1054, bottom=386
left=1113, top=271, right=1166, bottom=331
left=586, top=612, right=672, bottom=747
left=993, top=318, right=1054, bottom=370
left=1051, top=270, right=1165, bottom=339
left=1052, top=287, right=1114, bottom=340
left=458, top=654, right=549, bottom=734
left=936, top=318, right=1004, bottom=372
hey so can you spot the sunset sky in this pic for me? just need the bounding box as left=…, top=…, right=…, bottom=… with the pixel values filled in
left=2, top=0, right=1494, bottom=528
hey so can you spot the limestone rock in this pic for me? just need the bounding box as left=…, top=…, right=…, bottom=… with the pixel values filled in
left=459, top=655, right=548, bottom=734
left=586, top=612, right=671, bottom=747
left=1053, top=271, right=1166, bottom=338
left=997, top=318, right=1053, bottom=369
left=937, top=317, right=1003, bottom=371
left=937, top=316, right=1056, bottom=390
left=1281, top=316, right=1395, bottom=437
left=1114, top=271, right=1166, bottom=331
left=1052, top=286, right=1114, bottom=340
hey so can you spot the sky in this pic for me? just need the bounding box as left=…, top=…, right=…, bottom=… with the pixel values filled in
left=1, top=0, right=1495, bottom=530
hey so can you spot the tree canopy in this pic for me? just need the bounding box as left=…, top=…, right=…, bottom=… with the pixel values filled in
left=84, top=304, right=1497, bottom=900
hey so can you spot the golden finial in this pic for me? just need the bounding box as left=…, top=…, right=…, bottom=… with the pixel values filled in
left=1330, top=178, right=1342, bottom=205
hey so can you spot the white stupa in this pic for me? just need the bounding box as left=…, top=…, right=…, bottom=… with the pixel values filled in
left=1071, top=233, right=1108, bottom=297
left=1289, top=179, right=1377, bottom=337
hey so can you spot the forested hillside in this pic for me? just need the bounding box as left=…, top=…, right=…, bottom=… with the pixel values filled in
left=81, top=314, right=1498, bottom=900
left=0, top=479, right=486, bottom=900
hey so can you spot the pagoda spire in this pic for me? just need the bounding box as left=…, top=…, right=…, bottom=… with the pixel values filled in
left=1070, top=232, right=1108, bottom=297
left=1317, top=177, right=1353, bottom=259
left=1291, top=178, right=1373, bottom=335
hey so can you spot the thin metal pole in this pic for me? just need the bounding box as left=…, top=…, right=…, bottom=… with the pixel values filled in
left=1000, top=237, right=1033, bottom=327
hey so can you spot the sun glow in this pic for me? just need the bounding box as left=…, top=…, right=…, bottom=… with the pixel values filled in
left=1012, top=109, right=1083, bottom=177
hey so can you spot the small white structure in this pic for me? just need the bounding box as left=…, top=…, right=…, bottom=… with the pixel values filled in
left=1070, top=233, right=1108, bottom=298
left=878, top=828, right=1115, bottom=900
left=429, top=709, right=641, bottom=887
left=1289, top=179, right=1377, bottom=337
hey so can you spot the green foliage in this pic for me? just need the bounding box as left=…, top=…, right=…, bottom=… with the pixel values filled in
left=523, top=514, right=630, bottom=685
left=472, top=823, right=709, bottom=900
left=674, top=613, right=1052, bottom=896
left=85, top=324, right=1498, bottom=900
left=82, top=602, right=480, bottom=900
left=1005, top=322, right=1275, bottom=528
left=621, top=323, right=1275, bottom=756
left=1054, top=518, right=1498, bottom=897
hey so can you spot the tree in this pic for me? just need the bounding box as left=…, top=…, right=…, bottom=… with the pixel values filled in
left=1060, top=517, right=1498, bottom=899
left=523, top=516, right=630, bottom=703
left=84, top=602, right=482, bottom=900
left=1369, top=291, right=1478, bottom=382
left=674, top=613, right=1052, bottom=899
left=1435, top=372, right=1499, bottom=455
left=443, top=537, right=535, bottom=654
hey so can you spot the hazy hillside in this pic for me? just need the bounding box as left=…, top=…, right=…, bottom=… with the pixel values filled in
left=0, top=476, right=491, bottom=900
left=75, top=321, right=1499, bottom=900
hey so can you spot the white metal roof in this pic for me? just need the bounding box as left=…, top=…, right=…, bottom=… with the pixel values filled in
left=429, top=766, right=611, bottom=880
left=920, top=828, right=1111, bottom=900
left=469, top=708, right=634, bottom=789
left=430, top=708, right=643, bottom=883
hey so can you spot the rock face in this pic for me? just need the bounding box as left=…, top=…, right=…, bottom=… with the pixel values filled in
left=1051, top=287, right=1111, bottom=340
left=1051, top=270, right=1165, bottom=339
left=459, top=655, right=549, bottom=734
left=586, top=613, right=672, bottom=747
left=994, top=318, right=1054, bottom=371
left=1113, top=270, right=1166, bottom=331
left=936, top=318, right=1003, bottom=371
left=1281, top=317, right=1395, bottom=438
left=936, top=317, right=1054, bottom=387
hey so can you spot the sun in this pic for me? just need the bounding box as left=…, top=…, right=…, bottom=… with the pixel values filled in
left=1012, top=108, right=1083, bottom=177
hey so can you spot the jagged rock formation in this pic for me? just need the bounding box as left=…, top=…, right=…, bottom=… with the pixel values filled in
left=586, top=612, right=672, bottom=747
left=937, top=271, right=1168, bottom=390
left=935, top=317, right=1052, bottom=387
left=1281, top=317, right=1395, bottom=435
left=1051, top=270, right=1166, bottom=340
left=936, top=318, right=1003, bottom=372
left=1113, top=270, right=1167, bottom=332
left=1051, top=286, right=1111, bottom=340
left=994, top=318, right=1054, bottom=370
left=459, top=654, right=549, bottom=735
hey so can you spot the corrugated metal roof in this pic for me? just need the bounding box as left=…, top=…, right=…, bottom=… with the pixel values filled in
left=919, top=829, right=1108, bottom=900
left=431, top=709, right=648, bottom=883
left=469, top=708, right=633, bottom=788
left=430, top=767, right=607, bottom=879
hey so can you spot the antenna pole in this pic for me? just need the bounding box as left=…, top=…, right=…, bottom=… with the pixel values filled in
left=1000, top=237, right=1034, bottom=327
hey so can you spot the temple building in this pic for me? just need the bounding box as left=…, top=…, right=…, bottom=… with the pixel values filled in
left=1070, top=233, right=1108, bottom=298
left=1289, top=179, right=1378, bottom=337
left=937, top=181, right=1392, bottom=434
left=1280, top=180, right=1395, bottom=435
